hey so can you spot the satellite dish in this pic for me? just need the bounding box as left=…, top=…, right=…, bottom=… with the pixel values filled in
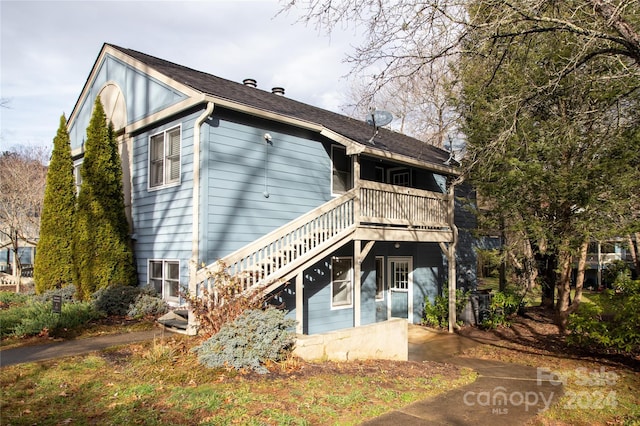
left=366, top=110, right=393, bottom=127
left=366, top=110, right=393, bottom=144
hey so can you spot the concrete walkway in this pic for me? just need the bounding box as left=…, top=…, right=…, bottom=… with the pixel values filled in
left=0, top=329, right=167, bottom=367
left=362, top=326, right=564, bottom=425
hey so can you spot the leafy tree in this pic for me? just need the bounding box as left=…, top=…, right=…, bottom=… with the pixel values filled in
left=288, top=0, right=640, bottom=333
left=34, top=115, right=76, bottom=293
left=73, top=98, right=136, bottom=300
left=458, top=2, right=640, bottom=331
left=0, top=146, right=48, bottom=286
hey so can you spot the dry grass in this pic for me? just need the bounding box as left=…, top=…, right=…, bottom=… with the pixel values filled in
left=0, top=335, right=476, bottom=425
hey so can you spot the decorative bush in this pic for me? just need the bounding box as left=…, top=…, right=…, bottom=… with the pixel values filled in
left=10, top=301, right=100, bottom=337
left=423, top=289, right=468, bottom=328
left=33, top=285, right=77, bottom=304
left=73, top=99, right=136, bottom=299
left=193, top=308, right=296, bottom=374
left=480, top=289, right=523, bottom=329
left=127, top=293, right=168, bottom=319
left=568, top=277, right=640, bottom=353
left=92, top=285, right=144, bottom=316
left=187, top=261, right=266, bottom=338
left=0, top=291, right=29, bottom=307
left=34, top=114, right=76, bottom=293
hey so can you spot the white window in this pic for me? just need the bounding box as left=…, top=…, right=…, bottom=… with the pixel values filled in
left=149, top=126, right=181, bottom=189
left=388, top=167, right=411, bottom=187
left=331, top=145, right=352, bottom=195
left=331, top=257, right=353, bottom=308
left=375, top=256, right=385, bottom=300
left=149, top=260, right=180, bottom=301
left=389, top=259, right=409, bottom=290
left=73, top=161, right=83, bottom=194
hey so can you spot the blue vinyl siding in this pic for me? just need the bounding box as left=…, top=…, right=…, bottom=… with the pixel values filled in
left=269, top=242, right=444, bottom=335
left=201, top=115, right=332, bottom=263
left=304, top=258, right=354, bottom=335
left=413, top=243, right=443, bottom=320
left=69, top=54, right=187, bottom=150
left=131, top=112, right=199, bottom=287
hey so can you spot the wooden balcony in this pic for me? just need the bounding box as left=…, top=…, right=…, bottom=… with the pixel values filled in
left=195, top=180, right=453, bottom=294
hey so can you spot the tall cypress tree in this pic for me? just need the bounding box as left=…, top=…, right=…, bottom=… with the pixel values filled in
left=74, top=98, right=136, bottom=299
left=34, top=114, right=76, bottom=293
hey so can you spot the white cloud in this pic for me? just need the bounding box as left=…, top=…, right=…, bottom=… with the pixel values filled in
left=0, top=0, right=359, bottom=150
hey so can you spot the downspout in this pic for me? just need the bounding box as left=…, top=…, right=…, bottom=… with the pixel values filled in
left=188, top=101, right=214, bottom=335
left=447, top=180, right=460, bottom=333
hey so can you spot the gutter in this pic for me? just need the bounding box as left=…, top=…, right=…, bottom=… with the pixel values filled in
left=188, top=101, right=214, bottom=335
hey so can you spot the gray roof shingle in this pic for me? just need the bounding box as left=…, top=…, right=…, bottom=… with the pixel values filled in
left=108, top=43, right=452, bottom=168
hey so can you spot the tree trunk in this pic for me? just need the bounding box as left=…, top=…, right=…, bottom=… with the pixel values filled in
left=629, top=233, right=640, bottom=277
left=537, top=252, right=556, bottom=309
left=567, top=239, right=588, bottom=315
left=590, top=0, right=640, bottom=64
left=555, top=250, right=574, bottom=333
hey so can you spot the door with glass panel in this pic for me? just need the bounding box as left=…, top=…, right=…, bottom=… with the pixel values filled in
left=387, top=257, right=413, bottom=322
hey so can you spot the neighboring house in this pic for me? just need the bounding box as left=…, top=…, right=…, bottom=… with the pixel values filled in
left=67, top=43, right=472, bottom=340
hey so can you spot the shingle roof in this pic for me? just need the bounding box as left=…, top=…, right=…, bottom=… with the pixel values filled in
left=107, top=43, right=452, bottom=168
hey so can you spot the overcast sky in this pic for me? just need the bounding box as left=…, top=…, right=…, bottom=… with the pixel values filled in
left=1, top=0, right=361, bottom=152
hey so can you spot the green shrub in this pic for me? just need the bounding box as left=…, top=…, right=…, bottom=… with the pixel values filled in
left=480, top=289, right=523, bottom=329
left=127, top=293, right=168, bottom=319
left=193, top=308, right=296, bottom=374
left=423, top=289, right=468, bottom=328
left=11, top=301, right=100, bottom=337
left=0, top=291, right=29, bottom=307
left=602, top=260, right=631, bottom=289
left=0, top=304, right=31, bottom=337
left=92, top=285, right=144, bottom=316
left=568, top=277, right=640, bottom=353
left=33, top=285, right=77, bottom=304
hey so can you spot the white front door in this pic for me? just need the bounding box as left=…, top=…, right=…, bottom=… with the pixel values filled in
left=387, top=257, right=413, bottom=323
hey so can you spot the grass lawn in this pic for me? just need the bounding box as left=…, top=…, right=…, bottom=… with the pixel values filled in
left=0, top=335, right=477, bottom=425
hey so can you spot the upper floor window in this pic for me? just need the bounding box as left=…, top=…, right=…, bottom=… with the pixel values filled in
left=332, top=145, right=352, bottom=195
left=388, top=167, right=411, bottom=187
left=149, top=126, right=181, bottom=189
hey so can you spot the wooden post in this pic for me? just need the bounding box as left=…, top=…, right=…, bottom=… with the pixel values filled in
left=295, top=272, right=303, bottom=334
left=354, top=240, right=361, bottom=327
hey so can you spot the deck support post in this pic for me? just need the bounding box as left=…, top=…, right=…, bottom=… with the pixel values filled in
left=354, top=240, right=361, bottom=327
left=295, top=272, right=304, bottom=334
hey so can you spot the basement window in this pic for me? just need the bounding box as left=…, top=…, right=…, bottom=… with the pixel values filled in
left=331, top=257, right=353, bottom=309
left=149, top=259, right=180, bottom=302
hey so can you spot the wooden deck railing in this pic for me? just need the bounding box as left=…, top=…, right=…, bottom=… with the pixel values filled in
left=359, top=181, right=449, bottom=228
left=195, top=181, right=450, bottom=294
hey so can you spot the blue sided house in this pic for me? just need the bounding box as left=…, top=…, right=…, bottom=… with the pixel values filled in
left=67, top=44, right=474, bottom=355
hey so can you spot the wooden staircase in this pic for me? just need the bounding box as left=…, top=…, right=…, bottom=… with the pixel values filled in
left=193, top=181, right=452, bottom=298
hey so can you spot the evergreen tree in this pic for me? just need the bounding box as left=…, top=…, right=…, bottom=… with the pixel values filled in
left=34, top=115, right=76, bottom=293
left=458, top=1, right=640, bottom=331
left=74, top=98, right=137, bottom=299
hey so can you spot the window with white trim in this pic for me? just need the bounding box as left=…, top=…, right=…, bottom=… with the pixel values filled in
left=375, top=256, right=385, bottom=300
left=331, top=257, right=353, bottom=308
left=149, top=126, right=181, bottom=189
left=390, top=259, right=409, bottom=290
left=388, top=167, right=411, bottom=187
left=149, top=260, right=180, bottom=301
left=73, top=161, right=83, bottom=194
